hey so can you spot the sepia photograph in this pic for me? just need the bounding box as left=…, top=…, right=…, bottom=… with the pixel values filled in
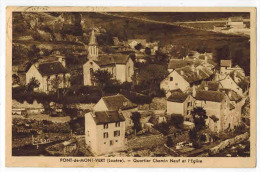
left=5, top=6, right=256, bottom=167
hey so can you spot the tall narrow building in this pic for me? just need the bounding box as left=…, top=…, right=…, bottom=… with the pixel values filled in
left=88, top=29, right=98, bottom=60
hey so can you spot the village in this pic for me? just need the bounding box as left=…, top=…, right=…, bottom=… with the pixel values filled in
left=12, top=12, right=250, bottom=157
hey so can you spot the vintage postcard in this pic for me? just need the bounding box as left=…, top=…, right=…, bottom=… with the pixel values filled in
left=6, top=6, right=256, bottom=167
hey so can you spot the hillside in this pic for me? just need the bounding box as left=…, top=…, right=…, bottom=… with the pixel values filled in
left=12, top=12, right=251, bottom=74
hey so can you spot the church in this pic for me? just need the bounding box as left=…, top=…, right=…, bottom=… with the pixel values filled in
left=83, top=29, right=134, bottom=86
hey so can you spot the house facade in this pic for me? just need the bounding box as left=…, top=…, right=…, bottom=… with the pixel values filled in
left=219, top=74, right=243, bottom=96
left=166, top=90, right=195, bottom=122
left=194, top=89, right=233, bottom=133
left=93, top=94, right=137, bottom=129
left=160, top=64, right=213, bottom=93
left=26, top=57, right=71, bottom=93
left=85, top=111, right=126, bottom=155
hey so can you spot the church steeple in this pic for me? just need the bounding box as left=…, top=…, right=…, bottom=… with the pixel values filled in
left=88, top=29, right=98, bottom=60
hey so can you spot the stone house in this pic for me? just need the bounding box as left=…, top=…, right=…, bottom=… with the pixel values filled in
left=218, top=74, right=243, bottom=96
left=128, top=39, right=147, bottom=49
left=166, top=89, right=195, bottom=122
left=26, top=56, right=71, bottom=93
left=226, top=17, right=246, bottom=29
left=85, top=111, right=125, bottom=155
left=193, top=89, right=235, bottom=133
left=160, top=64, right=213, bottom=93
left=93, top=94, right=137, bottom=129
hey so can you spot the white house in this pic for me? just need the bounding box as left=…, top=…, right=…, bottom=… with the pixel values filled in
left=128, top=39, right=147, bottom=49
left=85, top=111, right=126, bottom=155
left=166, top=89, right=195, bottom=122
left=160, top=65, right=213, bottom=93
left=26, top=57, right=71, bottom=93
left=83, top=54, right=134, bottom=85
left=219, top=74, right=243, bottom=96
left=226, top=17, right=246, bottom=29
left=193, top=89, right=232, bottom=133
left=83, top=30, right=134, bottom=85
left=93, top=94, right=137, bottom=129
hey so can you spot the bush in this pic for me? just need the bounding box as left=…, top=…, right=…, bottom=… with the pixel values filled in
left=169, top=114, right=184, bottom=129
left=166, top=136, right=174, bottom=147
left=121, top=90, right=152, bottom=105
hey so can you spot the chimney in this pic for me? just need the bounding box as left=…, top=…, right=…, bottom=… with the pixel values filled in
left=204, top=82, right=209, bottom=91
left=34, top=62, right=39, bottom=69
left=228, top=90, right=232, bottom=98
left=180, top=70, right=184, bottom=75
left=191, top=64, right=195, bottom=72
left=58, top=56, right=66, bottom=67
left=192, top=85, right=197, bottom=97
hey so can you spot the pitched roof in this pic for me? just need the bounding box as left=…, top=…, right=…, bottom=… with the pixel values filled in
left=168, top=59, right=201, bottom=70
left=219, top=88, right=242, bottom=101
left=89, top=29, right=97, bottom=45
left=228, top=17, right=243, bottom=22
left=167, top=89, right=189, bottom=103
left=220, top=60, right=232, bottom=67
left=102, top=94, right=137, bottom=111
left=200, top=81, right=220, bottom=91
left=175, top=66, right=213, bottom=84
left=38, top=62, right=68, bottom=76
left=92, top=111, right=125, bottom=125
left=195, top=90, right=225, bottom=102
left=94, top=54, right=130, bottom=67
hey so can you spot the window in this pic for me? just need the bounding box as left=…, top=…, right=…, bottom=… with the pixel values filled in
left=115, top=122, right=120, bottom=127
left=115, top=140, right=118, bottom=142
left=104, top=142, right=106, bottom=144
left=103, top=132, right=108, bottom=138
left=110, top=140, right=114, bottom=146
left=187, top=102, right=192, bottom=107
left=175, top=83, right=178, bottom=86
left=103, top=123, right=108, bottom=129
left=90, top=68, right=93, bottom=75
left=114, top=130, right=120, bottom=137
left=170, top=77, right=173, bottom=81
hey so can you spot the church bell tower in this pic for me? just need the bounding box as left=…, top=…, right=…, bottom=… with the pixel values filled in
left=88, top=29, right=99, bottom=61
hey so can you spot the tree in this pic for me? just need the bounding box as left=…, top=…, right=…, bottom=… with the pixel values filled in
left=166, top=136, right=174, bottom=147
left=130, top=112, right=142, bottom=134
left=27, top=77, right=40, bottom=92
left=170, top=114, right=184, bottom=129
left=214, top=44, right=230, bottom=64
left=145, top=47, right=151, bottom=55
left=12, top=74, right=20, bottom=85
left=154, top=51, right=169, bottom=64
left=134, top=64, right=168, bottom=96
left=191, top=107, right=207, bottom=130
left=91, top=69, right=113, bottom=95
left=134, top=43, right=142, bottom=51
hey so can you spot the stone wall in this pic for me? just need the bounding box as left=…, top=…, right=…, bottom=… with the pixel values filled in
left=209, top=132, right=249, bottom=155
left=126, top=134, right=166, bottom=150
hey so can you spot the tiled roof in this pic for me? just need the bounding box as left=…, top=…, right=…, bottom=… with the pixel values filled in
left=195, top=90, right=225, bottom=102
left=219, top=88, right=242, bottom=101
left=95, top=54, right=130, bottom=67
left=167, top=89, right=189, bottom=103
left=168, top=59, right=201, bottom=70
left=38, top=62, right=68, bottom=76
left=229, top=17, right=243, bottom=22
left=220, top=60, right=231, bottom=67
left=102, top=94, right=137, bottom=111
left=175, top=66, right=213, bottom=84
left=92, top=111, right=125, bottom=125
left=200, top=81, right=220, bottom=91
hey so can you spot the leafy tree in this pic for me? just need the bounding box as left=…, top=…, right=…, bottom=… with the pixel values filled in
left=189, top=128, right=198, bottom=143
left=145, top=47, right=151, bottom=55
left=27, top=77, right=40, bottom=92
left=91, top=69, right=113, bottom=95
left=154, top=122, right=170, bottom=135
left=12, top=74, right=20, bottom=85
left=214, top=44, right=230, bottom=64
left=133, top=64, right=168, bottom=96
left=170, top=114, right=184, bottom=129
left=130, top=112, right=142, bottom=134
left=191, top=107, right=207, bottom=130
left=166, top=136, right=174, bottom=147
left=154, top=51, right=169, bottom=64
left=134, top=43, right=142, bottom=51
